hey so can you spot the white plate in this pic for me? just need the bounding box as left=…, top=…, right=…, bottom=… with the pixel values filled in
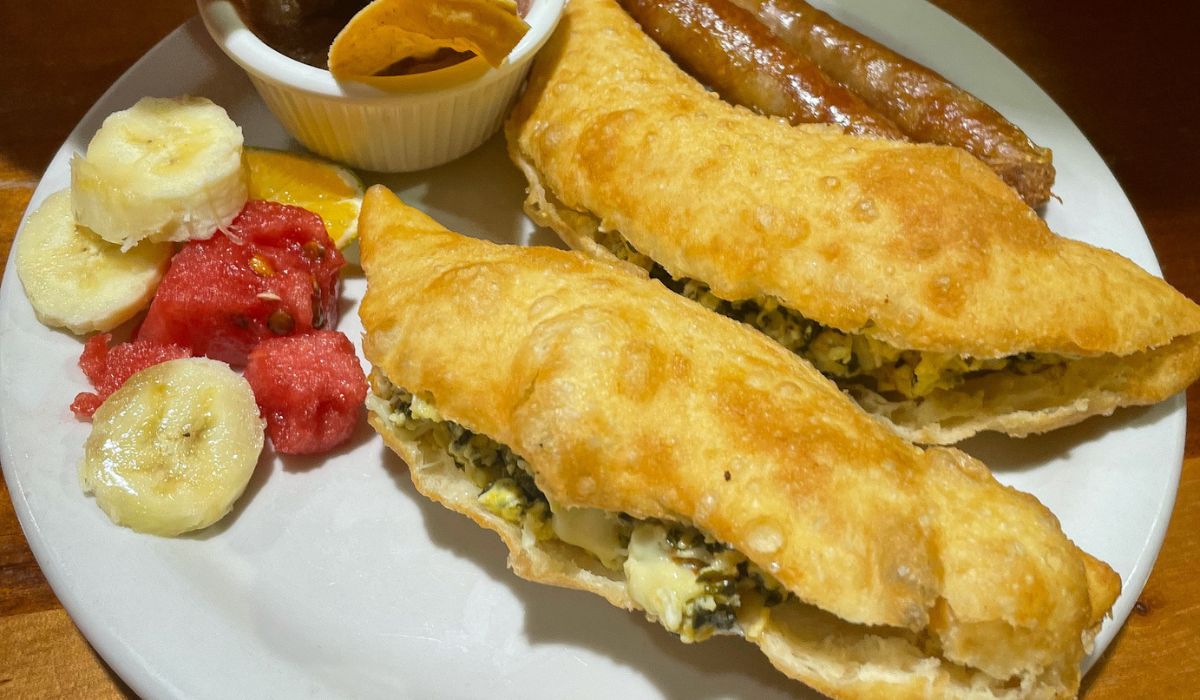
left=0, top=3, right=1183, bottom=698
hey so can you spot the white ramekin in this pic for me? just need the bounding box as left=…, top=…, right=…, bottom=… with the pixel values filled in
left=197, top=0, right=564, bottom=172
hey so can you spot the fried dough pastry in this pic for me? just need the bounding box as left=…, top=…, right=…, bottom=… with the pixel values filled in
left=358, top=185, right=1119, bottom=698
left=504, top=0, right=1200, bottom=444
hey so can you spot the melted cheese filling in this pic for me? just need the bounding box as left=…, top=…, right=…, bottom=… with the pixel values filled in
left=625, top=523, right=708, bottom=633
left=551, top=504, right=626, bottom=570
left=368, top=375, right=786, bottom=643
left=596, top=230, right=1068, bottom=400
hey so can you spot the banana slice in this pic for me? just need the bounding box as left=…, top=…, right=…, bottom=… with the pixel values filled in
left=71, top=96, right=248, bottom=249
left=80, top=358, right=265, bottom=537
left=14, top=189, right=172, bottom=334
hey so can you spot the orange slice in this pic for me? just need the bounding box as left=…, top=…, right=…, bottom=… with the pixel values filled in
left=243, top=148, right=364, bottom=249
left=328, top=0, right=529, bottom=80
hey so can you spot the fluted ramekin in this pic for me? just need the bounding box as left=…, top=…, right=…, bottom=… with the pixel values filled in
left=197, top=0, right=564, bottom=172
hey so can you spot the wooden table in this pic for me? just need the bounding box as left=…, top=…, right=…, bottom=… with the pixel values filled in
left=1, top=1, right=1196, bottom=697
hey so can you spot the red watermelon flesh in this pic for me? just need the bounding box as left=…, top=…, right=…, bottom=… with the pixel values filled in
left=71, top=333, right=192, bottom=419
left=137, top=201, right=344, bottom=366
left=244, top=330, right=367, bottom=455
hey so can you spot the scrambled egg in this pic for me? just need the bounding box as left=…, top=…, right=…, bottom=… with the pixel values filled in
left=599, top=233, right=1065, bottom=399
left=372, top=377, right=787, bottom=642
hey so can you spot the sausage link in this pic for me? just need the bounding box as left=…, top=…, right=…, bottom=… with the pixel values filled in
left=619, top=0, right=904, bottom=139
left=731, top=0, right=1054, bottom=207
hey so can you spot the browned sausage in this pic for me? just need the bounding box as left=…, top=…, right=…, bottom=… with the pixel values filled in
left=618, top=0, right=904, bottom=139
left=730, top=0, right=1054, bottom=207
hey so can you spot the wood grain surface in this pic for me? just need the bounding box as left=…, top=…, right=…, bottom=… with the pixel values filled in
left=1, top=1, right=1197, bottom=697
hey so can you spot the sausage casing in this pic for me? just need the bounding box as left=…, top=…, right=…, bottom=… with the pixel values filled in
left=619, top=0, right=904, bottom=139
left=731, top=0, right=1054, bottom=207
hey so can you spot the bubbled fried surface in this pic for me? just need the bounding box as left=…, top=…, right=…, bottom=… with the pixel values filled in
left=357, top=186, right=1114, bottom=692
left=504, top=0, right=1200, bottom=361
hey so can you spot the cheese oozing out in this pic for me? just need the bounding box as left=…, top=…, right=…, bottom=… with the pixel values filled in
left=624, top=522, right=717, bottom=635
left=367, top=373, right=787, bottom=643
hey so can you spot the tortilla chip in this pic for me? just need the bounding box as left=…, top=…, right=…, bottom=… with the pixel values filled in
left=328, top=0, right=529, bottom=78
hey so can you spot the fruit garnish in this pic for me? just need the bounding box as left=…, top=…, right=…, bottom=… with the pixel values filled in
left=244, top=330, right=368, bottom=455
left=70, top=96, right=248, bottom=248
left=14, top=189, right=172, bottom=335
left=137, top=201, right=344, bottom=366
left=71, top=333, right=193, bottom=420
left=80, top=358, right=264, bottom=537
left=244, top=147, right=364, bottom=249
left=327, top=0, right=529, bottom=79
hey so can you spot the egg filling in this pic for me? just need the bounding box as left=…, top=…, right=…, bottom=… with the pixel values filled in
left=368, top=373, right=787, bottom=643
left=597, top=230, right=1068, bottom=400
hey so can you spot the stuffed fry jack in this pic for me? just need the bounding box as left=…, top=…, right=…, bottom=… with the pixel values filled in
left=359, top=186, right=1118, bottom=698
left=504, top=0, right=1200, bottom=444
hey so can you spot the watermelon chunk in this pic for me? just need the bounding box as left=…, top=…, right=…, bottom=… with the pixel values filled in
left=137, top=200, right=344, bottom=366
left=71, top=333, right=192, bottom=419
left=243, top=330, right=367, bottom=455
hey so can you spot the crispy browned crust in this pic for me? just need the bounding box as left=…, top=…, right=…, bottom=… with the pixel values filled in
left=504, top=0, right=1200, bottom=358
left=516, top=150, right=1200, bottom=446
left=359, top=186, right=1117, bottom=697
left=502, top=0, right=1200, bottom=443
